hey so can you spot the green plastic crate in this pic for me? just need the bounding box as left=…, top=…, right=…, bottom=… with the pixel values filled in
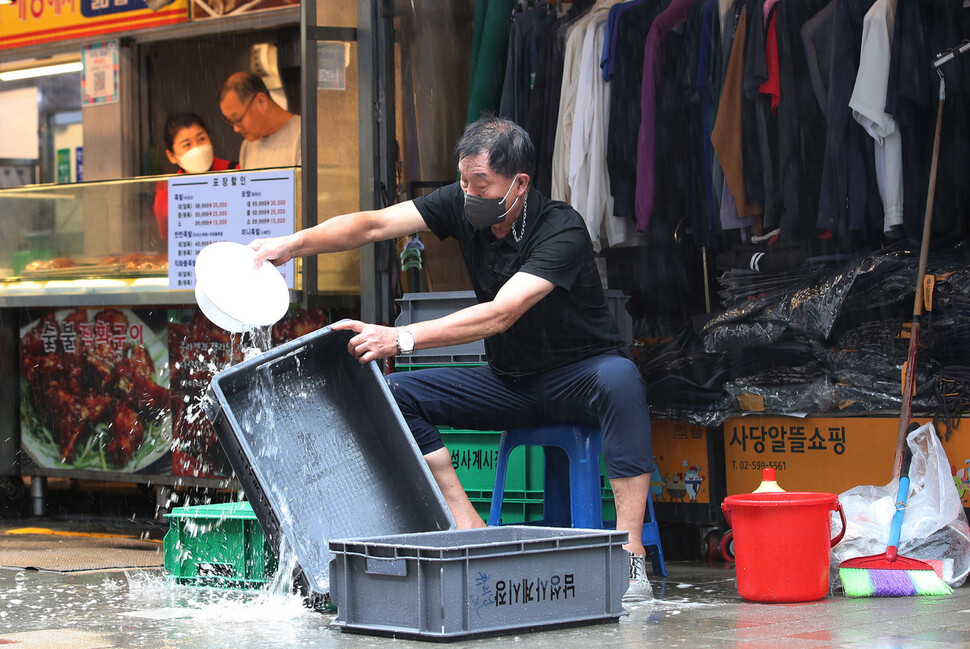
left=468, top=495, right=545, bottom=525
left=467, top=490, right=618, bottom=526
left=442, top=428, right=544, bottom=493
left=602, top=494, right=616, bottom=522
left=465, top=489, right=616, bottom=525
left=163, top=501, right=277, bottom=588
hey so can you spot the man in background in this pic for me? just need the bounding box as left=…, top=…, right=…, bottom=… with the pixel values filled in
left=219, top=71, right=301, bottom=169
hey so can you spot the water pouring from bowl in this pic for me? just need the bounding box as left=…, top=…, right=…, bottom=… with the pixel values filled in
left=194, top=241, right=290, bottom=333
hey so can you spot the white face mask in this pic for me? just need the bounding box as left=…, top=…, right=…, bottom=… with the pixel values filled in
left=177, top=143, right=214, bottom=173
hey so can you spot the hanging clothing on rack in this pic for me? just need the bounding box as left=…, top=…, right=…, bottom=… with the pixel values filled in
left=634, top=0, right=696, bottom=232
left=849, top=0, right=904, bottom=236
left=713, top=0, right=743, bottom=219
left=711, top=4, right=763, bottom=234
left=467, top=0, right=517, bottom=124
left=601, top=0, right=643, bottom=83
left=606, top=0, right=670, bottom=221
left=885, top=0, right=931, bottom=242
left=696, top=0, right=723, bottom=237
left=652, top=0, right=706, bottom=241
left=552, top=0, right=622, bottom=204
left=500, top=4, right=556, bottom=127
left=740, top=0, right=766, bottom=215
left=816, top=0, right=883, bottom=240
left=570, top=6, right=631, bottom=247
left=775, top=0, right=830, bottom=240
left=800, top=0, right=835, bottom=116
left=910, top=0, right=970, bottom=241
left=528, top=0, right=596, bottom=196
left=759, top=0, right=781, bottom=113
left=742, top=0, right=778, bottom=232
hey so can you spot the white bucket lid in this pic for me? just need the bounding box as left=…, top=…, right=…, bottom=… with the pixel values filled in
left=194, top=241, right=289, bottom=333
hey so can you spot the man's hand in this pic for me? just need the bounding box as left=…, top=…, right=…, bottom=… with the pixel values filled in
left=332, top=320, right=399, bottom=364
left=249, top=234, right=297, bottom=268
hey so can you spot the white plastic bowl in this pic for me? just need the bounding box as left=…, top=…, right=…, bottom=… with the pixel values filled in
left=194, top=241, right=289, bottom=333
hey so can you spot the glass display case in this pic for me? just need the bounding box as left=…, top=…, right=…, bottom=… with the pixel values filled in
left=0, top=167, right=346, bottom=306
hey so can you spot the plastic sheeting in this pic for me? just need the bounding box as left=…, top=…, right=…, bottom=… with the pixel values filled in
left=725, top=364, right=837, bottom=414
left=703, top=259, right=859, bottom=352
left=832, top=423, right=970, bottom=588
left=638, top=245, right=970, bottom=423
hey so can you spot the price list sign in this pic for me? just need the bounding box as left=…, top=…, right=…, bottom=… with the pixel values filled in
left=168, top=169, right=296, bottom=289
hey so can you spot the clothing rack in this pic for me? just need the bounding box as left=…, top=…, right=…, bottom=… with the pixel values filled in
left=933, top=39, right=970, bottom=70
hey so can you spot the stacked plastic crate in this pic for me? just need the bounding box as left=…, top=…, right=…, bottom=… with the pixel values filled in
left=395, top=291, right=634, bottom=524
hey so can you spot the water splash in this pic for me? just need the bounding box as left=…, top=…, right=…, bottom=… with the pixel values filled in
left=264, top=534, right=299, bottom=599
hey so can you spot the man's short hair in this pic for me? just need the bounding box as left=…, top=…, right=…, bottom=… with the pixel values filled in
left=220, top=71, right=270, bottom=103
left=455, top=115, right=536, bottom=179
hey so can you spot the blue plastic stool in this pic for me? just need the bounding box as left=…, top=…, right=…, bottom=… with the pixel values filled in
left=488, top=423, right=666, bottom=577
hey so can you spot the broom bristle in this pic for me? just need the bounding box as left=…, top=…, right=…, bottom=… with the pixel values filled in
left=839, top=567, right=875, bottom=597
left=839, top=566, right=953, bottom=598
left=909, top=570, right=955, bottom=596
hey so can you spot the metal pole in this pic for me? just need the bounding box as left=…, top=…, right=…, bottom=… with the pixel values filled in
left=30, top=477, right=45, bottom=517
left=299, top=0, right=319, bottom=306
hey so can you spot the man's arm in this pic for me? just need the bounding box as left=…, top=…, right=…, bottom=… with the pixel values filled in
left=250, top=200, right=428, bottom=266
left=336, top=271, right=556, bottom=364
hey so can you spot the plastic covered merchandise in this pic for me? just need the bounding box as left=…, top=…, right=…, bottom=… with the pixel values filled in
left=704, top=321, right=788, bottom=352
left=934, top=366, right=970, bottom=435
left=827, top=318, right=942, bottom=413
left=833, top=375, right=937, bottom=413
left=647, top=392, right=738, bottom=428
left=704, top=246, right=970, bottom=355
left=831, top=423, right=970, bottom=588
left=725, top=364, right=837, bottom=414
left=933, top=267, right=970, bottom=317
left=635, top=329, right=738, bottom=426
left=702, top=258, right=859, bottom=353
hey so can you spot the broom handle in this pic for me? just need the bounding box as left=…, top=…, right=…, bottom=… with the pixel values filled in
left=893, top=86, right=944, bottom=480
left=887, top=449, right=913, bottom=549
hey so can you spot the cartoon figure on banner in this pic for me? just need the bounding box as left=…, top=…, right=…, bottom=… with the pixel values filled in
left=957, top=461, right=970, bottom=503
left=684, top=463, right=705, bottom=502
left=650, top=461, right=664, bottom=500
left=665, top=473, right=687, bottom=502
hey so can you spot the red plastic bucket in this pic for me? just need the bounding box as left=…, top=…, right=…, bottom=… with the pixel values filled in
left=721, top=492, right=845, bottom=603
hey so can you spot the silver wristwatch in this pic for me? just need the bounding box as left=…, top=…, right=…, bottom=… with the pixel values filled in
left=396, top=326, right=415, bottom=355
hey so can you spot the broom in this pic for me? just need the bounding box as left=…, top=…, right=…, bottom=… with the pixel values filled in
left=839, top=66, right=953, bottom=598
left=839, top=446, right=952, bottom=597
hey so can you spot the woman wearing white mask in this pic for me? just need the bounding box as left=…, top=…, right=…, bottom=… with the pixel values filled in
left=153, top=113, right=239, bottom=239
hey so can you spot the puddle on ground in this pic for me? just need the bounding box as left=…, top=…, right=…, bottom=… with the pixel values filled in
left=0, top=566, right=331, bottom=649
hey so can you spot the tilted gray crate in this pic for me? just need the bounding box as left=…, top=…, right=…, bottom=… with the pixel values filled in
left=205, top=323, right=456, bottom=604
left=394, top=290, right=632, bottom=368
left=329, top=526, right=629, bottom=640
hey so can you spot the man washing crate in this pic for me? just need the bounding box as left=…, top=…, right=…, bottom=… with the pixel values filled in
left=248, top=116, right=654, bottom=602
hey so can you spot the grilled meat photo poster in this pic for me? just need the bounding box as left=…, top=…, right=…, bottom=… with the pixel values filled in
left=20, top=308, right=172, bottom=473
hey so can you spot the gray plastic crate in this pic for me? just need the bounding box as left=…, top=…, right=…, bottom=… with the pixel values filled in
left=329, top=526, right=629, bottom=640
left=605, top=290, right=633, bottom=348
left=205, top=323, right=456, bottom=603
left=394, top=290, right=632, bottom=367
left=395, top=291, right=486, bottom=366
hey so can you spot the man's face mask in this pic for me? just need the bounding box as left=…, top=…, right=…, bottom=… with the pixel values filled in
left=463, top=176, right=520, bottom=230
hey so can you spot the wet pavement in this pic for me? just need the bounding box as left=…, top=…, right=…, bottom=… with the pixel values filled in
left=0, top=555, right=967, bottom=648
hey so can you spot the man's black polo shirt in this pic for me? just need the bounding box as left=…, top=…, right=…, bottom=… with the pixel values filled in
left=412, top=182, right=625, bottom=378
